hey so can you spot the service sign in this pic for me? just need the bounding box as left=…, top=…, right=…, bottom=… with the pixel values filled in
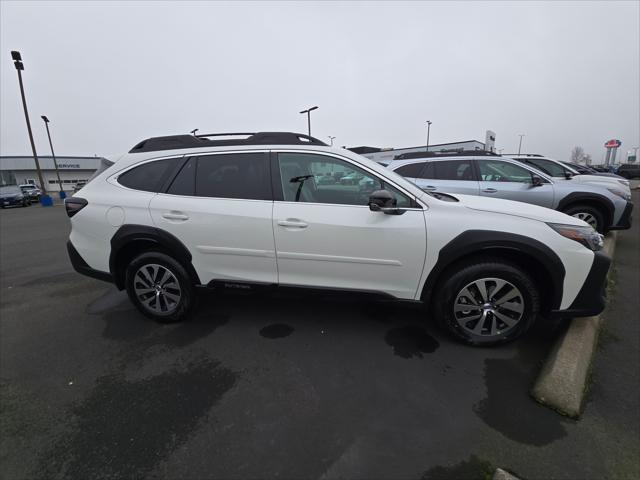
left=604, top=139, right=621, bottom=149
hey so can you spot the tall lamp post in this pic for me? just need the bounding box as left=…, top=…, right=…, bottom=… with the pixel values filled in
left=328, top=135, right=335, bottom=146
left=41, top=116, right=65, bottom=199
left=299, top=106, right=318, bottom=136
left=517, top=134, right=525, bottom=155
left=190, top=128, right=199, bottom=136
left=11, top=51, right=51, bottom=206
left=426, top=120, right=432, bottom=152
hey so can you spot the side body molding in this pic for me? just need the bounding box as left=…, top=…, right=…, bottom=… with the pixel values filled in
left=421, top=230, right=566, bottom=310
left=109, top=224, right=201, bottom=289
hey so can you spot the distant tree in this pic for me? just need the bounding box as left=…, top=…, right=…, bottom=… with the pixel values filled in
left=571, top=146, right=585, bottom=163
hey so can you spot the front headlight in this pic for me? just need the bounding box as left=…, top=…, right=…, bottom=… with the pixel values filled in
left=607, top=188, right=631, bottom=201
left=547, top=223, right=604, bottom=251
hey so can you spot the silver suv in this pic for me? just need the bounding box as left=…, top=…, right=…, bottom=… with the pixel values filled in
left=389, top=152, right=633, bottom=233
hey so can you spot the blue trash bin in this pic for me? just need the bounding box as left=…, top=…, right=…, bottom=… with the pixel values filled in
left=58, top=191, right=67, bottom=200
left=40, top=194, right=53, bottom=207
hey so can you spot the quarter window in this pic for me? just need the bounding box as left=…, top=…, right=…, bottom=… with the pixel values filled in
left=118, top=158, right=180, bottom=192
left=394, top=163, right=425, bottom=178
left=195, top=153, right=271, bottom=200
left=478, top=160, right=534, bottom=183
left=277, top=153, right=411, bottom=207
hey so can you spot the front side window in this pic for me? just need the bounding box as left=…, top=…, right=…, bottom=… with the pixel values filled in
left=478, top=160, right=535, bottom=183
left=432, top=160, right=476, bottom=181
left=277, top=153, right=411, bottom=207
left=195, top=153, right=270, bottom=200
left=524, top=158, right=567, bottom=177
left=118, top=158, right=180, bottom=192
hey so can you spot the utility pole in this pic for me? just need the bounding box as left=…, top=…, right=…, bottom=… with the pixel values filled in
left=299, top=106, right=318, bottom=136
left=426, top=121, right=432, bottom=151
left=328, top=135, right=335, bottom=146
left=41, top=116, right=64, bottom=198
left=11, top=51, right=51, bottom=206
left=517, top=134, right=525, bottom=155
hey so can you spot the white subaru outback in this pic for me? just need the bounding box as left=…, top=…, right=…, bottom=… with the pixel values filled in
left=65, top=132, right=610, bottom=346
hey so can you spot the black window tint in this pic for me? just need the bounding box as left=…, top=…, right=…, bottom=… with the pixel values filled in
left=196, top=153, right=270, bottom=200
left=395, top=163, right=425, bottom=178
left=167, top=157, right=196, bottom=195
left=525, top=158, right=566, bottom=177
left=417, top=162, right=435, bottom=179
left=118, top=158, right=180, bottom=192
left=433, top=160, right=475, bottom=181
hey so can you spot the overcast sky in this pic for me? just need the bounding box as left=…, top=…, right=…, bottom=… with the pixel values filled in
left=1, top=1, right=638, bottom=163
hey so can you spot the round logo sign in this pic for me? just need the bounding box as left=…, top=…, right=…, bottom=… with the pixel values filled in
left=604, top=139, right=621, bottom=148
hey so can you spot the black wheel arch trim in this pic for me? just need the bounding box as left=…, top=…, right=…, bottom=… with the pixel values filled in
left=109, top=224, right=201, bottom=289
left=421, top=230, right=566, bottom=311
left=557, top=192, right=615, bottom=226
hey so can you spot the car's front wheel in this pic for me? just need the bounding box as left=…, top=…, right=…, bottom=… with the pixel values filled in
left=561, top=204, right=605, bottom=232
left=125, top=252, right=197, bottom=323
left=434, top=258, right=540, bottom=346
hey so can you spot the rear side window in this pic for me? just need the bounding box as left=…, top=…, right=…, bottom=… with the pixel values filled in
left=433, top=160, right=476, bottom=181
left=118, top=158, right=180, bottom=192
left=195, top=153, right=271, bottom=200
left=524, top=158, right=567, bottom=177
left=167, top=157, right=196, bottom=195
left=394, top=163, right=425, bottom=177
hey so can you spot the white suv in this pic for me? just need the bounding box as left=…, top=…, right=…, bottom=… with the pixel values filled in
left=65, top=132, right=610, bottom=346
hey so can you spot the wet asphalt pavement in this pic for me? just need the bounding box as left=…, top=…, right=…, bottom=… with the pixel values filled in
left=1, top=195, right=638, bottom=480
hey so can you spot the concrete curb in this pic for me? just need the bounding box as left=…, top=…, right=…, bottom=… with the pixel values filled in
left=531, top=232, right=617, bottom=418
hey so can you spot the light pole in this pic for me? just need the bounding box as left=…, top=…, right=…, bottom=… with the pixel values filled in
left=41, top=116, right=64, bottom=199
left=517, top=134, right=525, bottom=155
left=299, top=106, right=318, bottom=136
left=328, top=135, right=335, bottom=146
left=190, top=128, right=199, bottom=136
left=426, top=120, right=432, bottom=152
left=11, top=51, right=51, bottom=206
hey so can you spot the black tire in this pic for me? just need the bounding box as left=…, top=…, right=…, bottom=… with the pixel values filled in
left=561, top=203, right=605, bottom=233
left=433, top=257, right=540, bottom=346
left=125, top=251, right=197, bottom=323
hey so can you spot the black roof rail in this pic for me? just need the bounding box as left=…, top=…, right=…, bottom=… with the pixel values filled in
left=129, top=131, right=328, bottom=154
left=394, top=149, right=500, bottom=161
left=502, top=153, right=545, bottom=157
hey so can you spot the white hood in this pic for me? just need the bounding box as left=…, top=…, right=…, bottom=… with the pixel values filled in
left=453, top=194, right=587, bottom=226
left=564, top=175, right=631, bottom=196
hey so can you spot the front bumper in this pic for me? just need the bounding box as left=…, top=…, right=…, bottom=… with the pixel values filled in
left=1, top=197, right=24, bottom=207
left=67, top=240, right=113, bottom=283
left=551, top=250, right=611, bottom=318
left=609, top=201, right=633, bottom=230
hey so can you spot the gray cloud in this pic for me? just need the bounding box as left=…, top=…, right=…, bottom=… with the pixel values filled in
left=1, top=0, right=638, bottom=162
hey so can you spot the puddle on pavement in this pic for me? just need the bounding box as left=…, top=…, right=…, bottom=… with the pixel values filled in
left=473, top=337, right=569, bottom=446
left=36, top=357, right=237, bottom=479
left=260, top=323, right=294, bottom=339
left=384, top=326, right=439, bottom=358
left=421, top=454, right=495, bottom=480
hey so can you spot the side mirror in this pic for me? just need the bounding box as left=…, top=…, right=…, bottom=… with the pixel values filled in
left=369, top=190, right=405, bottom=215
left=531, top=175, right=544, bottom=187
left=564, top=171, right=573, bottom=179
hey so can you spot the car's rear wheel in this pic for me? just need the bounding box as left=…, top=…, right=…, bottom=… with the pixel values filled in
left=561, top=204, right=605, bottom=232
left=125, top=252, right=197, bottom=323
left=434, top=258, right=540, bottom=346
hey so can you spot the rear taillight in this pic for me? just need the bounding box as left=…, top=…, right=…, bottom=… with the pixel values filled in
left=65, top=197, right=88, bottom=218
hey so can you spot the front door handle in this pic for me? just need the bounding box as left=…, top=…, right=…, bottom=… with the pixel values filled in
left=278, top=219, right=308, bottom=229
left=482, top=188, right=498, bottom=193
left=162, top=211, right=189, bottom=221
left=423, top=185, right=437, bottom=191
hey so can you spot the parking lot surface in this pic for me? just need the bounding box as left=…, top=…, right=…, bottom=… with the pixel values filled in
left=1, top=195, right=639, bottom=480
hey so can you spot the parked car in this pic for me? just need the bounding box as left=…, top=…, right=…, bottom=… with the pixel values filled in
left=1, top=185, right=31, bottom=208
left=73, top=180, right=87, bottom=193
left=66, top=131, right=610, bottom=346
left=390, top=151, right=632, bottom=233
left=506, top=154, right=631, bottom=197
left=19, top=184, right=41, bottom=201
left=560, top=161, right=626, bottom=180
left=616, top=163, right=640, bottom=179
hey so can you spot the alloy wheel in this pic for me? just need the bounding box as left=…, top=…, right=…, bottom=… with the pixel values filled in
left=133, top=263, right=182, bottom=314
left=571, top=212, right=598, bottom=229
left=453, top=277, right=525, bottom=337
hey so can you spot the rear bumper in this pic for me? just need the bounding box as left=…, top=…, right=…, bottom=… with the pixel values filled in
left=67, top=240, right=113, bottom=283
left=609, top=201, right=633, bottom=230
left=551, top=250, right=611, bottom=318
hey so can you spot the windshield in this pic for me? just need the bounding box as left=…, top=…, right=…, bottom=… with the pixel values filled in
left=0, top=186, right=21, bottom=194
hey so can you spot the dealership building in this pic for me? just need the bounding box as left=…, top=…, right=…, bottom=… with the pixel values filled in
left=0, top=155, right=103, bottom=191
left=349, top=140, right=487, bottom=163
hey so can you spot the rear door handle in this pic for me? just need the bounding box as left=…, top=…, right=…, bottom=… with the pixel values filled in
left=162, top=211, right=189, bottom=221
left=278, top=219, right=308, bottom=229
left=423, top=185, right=437, bottom=191
left=482, top=188, right=497, bottom=193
